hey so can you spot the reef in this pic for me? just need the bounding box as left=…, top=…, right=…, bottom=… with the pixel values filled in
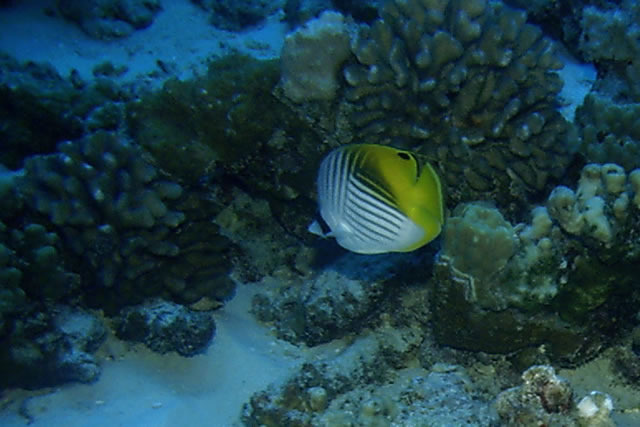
left=56, top=0, right=162, bottom=39
left=432, top=162, right=640, bottom=365
left=570, top=0, right=640, bottom=172
left=190, top=0, right=283, bottom=30
left=2, top=2, right=640, bottom=421
left=18, top=131, right=236, bottom=312
left=336, top=0, right=575, bottom=213
left=495, top=365, right=615, bottom=426
left=241, top=321, right=501, bottom=426
left=128, top=53, right=328, bottom=275
left=252, top=250, right=432, bottom=345
left=127, top=54, right=282, bottom=185
left=0, top=53, right=133, bottom=170
left=576, top=92, right=640, bottom=171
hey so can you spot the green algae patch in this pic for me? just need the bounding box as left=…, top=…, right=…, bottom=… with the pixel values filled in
left=127, top=54, right=282, bottom=184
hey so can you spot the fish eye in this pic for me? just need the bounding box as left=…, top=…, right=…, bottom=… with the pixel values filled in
left=397, top=152, right=410, bottom=160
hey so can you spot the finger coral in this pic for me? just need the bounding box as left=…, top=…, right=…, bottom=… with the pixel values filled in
left=343, top=0, right=575, bottom=211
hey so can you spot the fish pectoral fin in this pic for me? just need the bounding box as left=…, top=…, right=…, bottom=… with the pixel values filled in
left=308, top=220, right=325, bottom=237
left=308, top=217, right=335, bottom=238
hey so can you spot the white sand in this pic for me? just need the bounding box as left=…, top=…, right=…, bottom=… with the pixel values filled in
left=0, top=283, right=304, bottom=426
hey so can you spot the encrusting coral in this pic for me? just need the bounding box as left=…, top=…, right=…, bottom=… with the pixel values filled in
left=280, top=11, right=352, bottom=103
left=432, top=162, right=640, bottom=364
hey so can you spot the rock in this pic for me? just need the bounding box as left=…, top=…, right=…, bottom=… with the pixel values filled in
left=0, top=307, right=107, bottom=389
left=56, top=0, right=162, bottom=39
left=115, top=299, right=216, bottom=356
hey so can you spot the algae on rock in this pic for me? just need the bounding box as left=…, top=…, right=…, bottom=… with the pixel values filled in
left=127, top=54, right=282, bottom=185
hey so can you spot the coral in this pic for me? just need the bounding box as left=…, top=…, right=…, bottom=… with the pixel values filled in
left=611, top=328, right=640, bottom=386
left=341, top=0, right=575, bottom=211
left=575, top=0, right=640, bottom=101
left=494, top=365, right=574, bottom=426
left=503, top=0, right=555, bottom=15
left=215, top=187, right=311, bottom=280
left=0, top=54, right=83, bottom=169
left=576, top=93, right=640, bottom=171
left=0, top=54, right=133, bottom=170
left=495, top=365, right=616, bottom=427
left=18, top=131, right=235, bottom=312
left=576, top=391, right=615, bottom=427
left=441, top=202, right=517, bottom=309
left=578, top=1, right=640, bottom=64
left=331, top=0, right=381, bottom=23
left=127, top=54, right=282, bottom=185
left=190, top=0, right=282, bottom=31
left=0, top=222, right=80, bottom=305
left=280, top=11, right=351, bottom=103
left=547, top=163, right=635, bottom=244
left=0, top=170, right=109, bottom=390
left=56, top=0, right=162, bottom=39
left=115, top=299, right=216, bottom=356
left=432, top=162, right=640, bottom=364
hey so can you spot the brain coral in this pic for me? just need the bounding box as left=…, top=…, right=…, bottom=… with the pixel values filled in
left=343, top=0, right=575, bottom=211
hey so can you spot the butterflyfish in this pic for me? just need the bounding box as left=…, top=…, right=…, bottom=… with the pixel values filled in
left=308, top=144, right=444, bottom=254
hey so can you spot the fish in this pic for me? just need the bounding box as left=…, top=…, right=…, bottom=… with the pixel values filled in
left=308, top=143, right=444, bottom=254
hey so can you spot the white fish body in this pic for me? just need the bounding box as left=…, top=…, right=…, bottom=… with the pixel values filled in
left=311, top=144, right=442, bottom=254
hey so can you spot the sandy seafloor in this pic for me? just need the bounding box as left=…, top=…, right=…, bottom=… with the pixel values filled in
left=0, top=282, right=305, bottom=426
left=0, top=0, right=639, bottom=426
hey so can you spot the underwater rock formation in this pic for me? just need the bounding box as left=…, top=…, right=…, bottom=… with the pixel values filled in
left=191, top=0, right=283, bottom=31
left=0, top=307, right=106, bottom=389
left=283, top=0, right=333, bottom=28
left=340, top=0, right=575, bottom=211
left=495, top=365, right=571, bottom=425
left=433, top=163, right=640, bottom=365
left=128, top=54, right=328, bottom=275
left=252, top=250, right=431, bottom=346
left=0, top=54, right=133, bottom=170
left=242, top=327, right=438, bottom=426
left=316, top=365, right=497, bottom=426
left=570, top=1, right=640, bottom=175
left=610, top=327, right=640, bottom=386
left=0, top=54, right=83, bottom=169
left=496, top=365, right=616, bottom=426
left=0, top=171, right=108, bottom=390
left=115, top=299, right=216, bottom=356
left=56, top=0, right=162, bottom=39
